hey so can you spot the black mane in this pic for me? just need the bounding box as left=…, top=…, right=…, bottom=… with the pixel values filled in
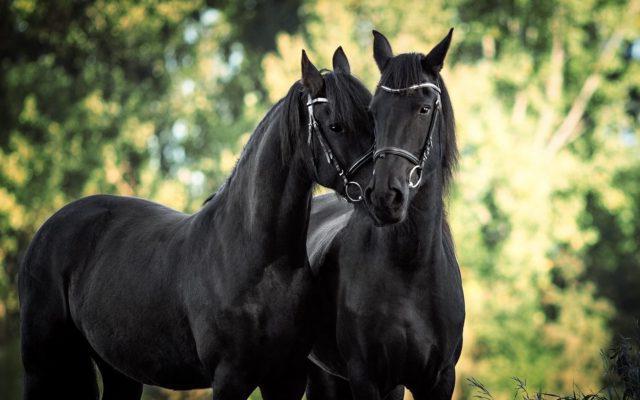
left=377, top=53, right=458, bottom=193
left=204, top=69, right=372, bottom=204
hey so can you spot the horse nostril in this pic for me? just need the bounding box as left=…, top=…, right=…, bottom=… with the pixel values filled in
left=390, top=187, right=403, bottom=207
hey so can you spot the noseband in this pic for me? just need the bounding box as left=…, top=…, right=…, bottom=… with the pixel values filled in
left=307, top=95, right=373, bottom=202
left=374, top=82, right=441, bottom=189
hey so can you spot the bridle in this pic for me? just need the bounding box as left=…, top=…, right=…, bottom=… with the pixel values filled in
left=306, top=94, right=373, bottom=202
left=373, top=81, right=441, bottom=189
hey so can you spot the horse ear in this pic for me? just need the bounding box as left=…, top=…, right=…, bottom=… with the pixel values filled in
left=332, top=46, right=351, bottom=75
left=372, top=30, right=393, bottom=72
left=422, top=28, right=453, bottom=73
left=301, top=49, right=324, bottom=96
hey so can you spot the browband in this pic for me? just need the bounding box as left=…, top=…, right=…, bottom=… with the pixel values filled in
left=379, top=82, right=441, bottom=94
left=306, top=97, right=328, bottom=106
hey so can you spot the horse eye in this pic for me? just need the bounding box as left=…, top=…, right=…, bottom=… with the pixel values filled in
left=329, top=123, right=343, bottom=133
left=419, top=105, right=431, bottom=114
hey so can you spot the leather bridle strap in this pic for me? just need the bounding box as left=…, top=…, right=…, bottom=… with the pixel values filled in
left=306, top=95, right=373, bottom=202
left=373, top=147, right=420, bottom=165
left=347, top=146, right=374, bottom=176
left=306, top=97, right=329, bottom=144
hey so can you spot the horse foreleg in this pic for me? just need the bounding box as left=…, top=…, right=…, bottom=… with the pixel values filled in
left=409, top=366, right=456, bottom=400
left=384, top=386, right=405, bottom=400
left=306, top=360, right=353, bottom=400
left=259, top=360, right=308, bottom=400
left=95, top=358, right=142, bottom=400
left=346, top=364, right=384, bottom=400
left=210, top=364, right=255, bottom=400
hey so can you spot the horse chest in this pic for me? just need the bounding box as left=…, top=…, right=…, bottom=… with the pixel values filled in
left=252, top=266, right=314, bottom=340
left=339, top=284, right=463, bottom=379
left=195, top=264, right=315, bottom=370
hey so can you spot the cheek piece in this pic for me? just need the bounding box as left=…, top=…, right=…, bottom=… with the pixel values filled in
left=373, top=82, right=441, bottom=189
left=306, top=94, right=374, bottom=202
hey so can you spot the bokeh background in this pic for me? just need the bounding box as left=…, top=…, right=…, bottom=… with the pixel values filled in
left=1, top=0, right=639, bottom=399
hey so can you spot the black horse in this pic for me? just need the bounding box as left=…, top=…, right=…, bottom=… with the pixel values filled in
left=19, top=48, right=374, bottom=400
left=305, top=30, right=464, bottom=400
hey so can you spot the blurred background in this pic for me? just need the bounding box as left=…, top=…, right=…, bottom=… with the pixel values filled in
left=1, top=0, right=639, bottom=399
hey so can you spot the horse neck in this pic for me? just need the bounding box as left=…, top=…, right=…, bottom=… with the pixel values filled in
left=373, top=169, right=445, bottom=267
left=409, top=170, right=445, bottom=255
left=197, top=109, right=313, bottom=263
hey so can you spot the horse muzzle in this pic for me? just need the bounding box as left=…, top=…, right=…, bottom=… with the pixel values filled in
left=364, top=175, right=409, bottom=226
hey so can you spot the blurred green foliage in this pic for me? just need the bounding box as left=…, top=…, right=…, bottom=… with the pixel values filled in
left=0, top=0, right=639, bottom=399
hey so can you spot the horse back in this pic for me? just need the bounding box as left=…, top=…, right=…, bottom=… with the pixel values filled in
left=20, top=194, right=185, bottom=287
left=307, top=193, right=353, bottom=276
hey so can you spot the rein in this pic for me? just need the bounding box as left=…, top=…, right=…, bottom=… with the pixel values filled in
left=306, top=95, right=373, bottom=202
left=374, top=81, right=441, bottom=188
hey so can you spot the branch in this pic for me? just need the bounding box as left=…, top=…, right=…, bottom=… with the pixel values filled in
left=545, top=0, right=638, bottom=154
left=546, top=33, right=622, bottom=154
left=534, top=16, right=565, bottom=147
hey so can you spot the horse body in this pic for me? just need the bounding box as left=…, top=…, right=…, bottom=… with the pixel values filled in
left=21, top=113, right=316, bottom=394
left=307, top=184, right=464, bottom=399
left=20, top=49, right=374, bottom=400
left=306, top=30, right=464, bottom=400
